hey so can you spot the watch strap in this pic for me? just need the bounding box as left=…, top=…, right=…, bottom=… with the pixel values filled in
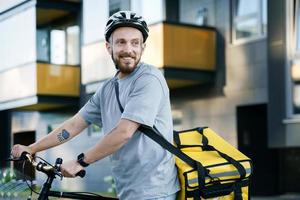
left=77, top=153, right=89, bottom=167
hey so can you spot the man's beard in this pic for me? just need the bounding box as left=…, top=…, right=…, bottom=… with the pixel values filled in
left=113, top=52, right=141, bottom=74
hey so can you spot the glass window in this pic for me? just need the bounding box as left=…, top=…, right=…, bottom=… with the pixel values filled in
left=292, top=1, right=300, bottom=115
left=109, top=0, right=130, bottom=17
left=236, top=0, right=258, bottom=16
left=296, top=1, right=300, bottom=51
left=49, top=26, right=80, bottom=65
left=235, top=18, right=259, bottom=39
left=66, top=26, right=80, bottom=65
left=109, top=3, right=120, bottom=17
left=232, top=0, right=267, bottom=43
left=50, top=30, right=66, bottom=65
left=37, top=29, right=50, bottom=62
left=293, top=84, right=300, bottom=114
left=179, top=0, right=215, bottom=27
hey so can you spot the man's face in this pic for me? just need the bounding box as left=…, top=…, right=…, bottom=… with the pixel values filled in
left=106, top=27, right=145, bottom=75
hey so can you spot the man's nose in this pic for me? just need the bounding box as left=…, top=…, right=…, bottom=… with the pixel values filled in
left=123, top=42, right=133, bottom=52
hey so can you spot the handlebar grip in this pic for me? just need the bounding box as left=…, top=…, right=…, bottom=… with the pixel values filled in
left=20, top=151, right=30, bottom=160
left=76, top=170, right=86, bottom=178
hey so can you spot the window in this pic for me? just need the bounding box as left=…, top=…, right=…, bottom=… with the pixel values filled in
left=50, top=30, right=66, bottom=65
left=296, top=1, right=300, bottom=52
left=66, top=26, right=80, bottom=65
left=39, top=25, right=80, bottom=65
left=179, top=0, right=215, bottom=27
left=232, top=0, right=267, bottom=43
left=109, top=0, right=130, bottom=17
left=293, top=83, right=300, bottom=114
left=109, top=2, right=120, bottom=17
left=291, top=1, right=300, bottom=115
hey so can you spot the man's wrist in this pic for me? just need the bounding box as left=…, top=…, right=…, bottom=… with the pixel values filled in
left=77, top=153, right=90, bottom=167
left=28, top=144, right=36, bottom=154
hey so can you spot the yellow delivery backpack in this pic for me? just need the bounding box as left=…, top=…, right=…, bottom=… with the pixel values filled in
left=139, top=126, right=252, bottom=200
left=173, top=127, right=252, bottom=200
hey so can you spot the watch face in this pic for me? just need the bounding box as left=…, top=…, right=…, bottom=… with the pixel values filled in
left=77, top=153, right=89, bottom=167
left=78, top=153, right=84, bottom=160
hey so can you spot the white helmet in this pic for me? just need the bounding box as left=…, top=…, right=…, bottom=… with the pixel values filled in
left=105, top=10, right=149, bottom=42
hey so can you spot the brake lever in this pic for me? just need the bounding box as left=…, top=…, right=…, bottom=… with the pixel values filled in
left=56, top=171, right=63, bottom=180
left=6, top=156, right=25, bottom=162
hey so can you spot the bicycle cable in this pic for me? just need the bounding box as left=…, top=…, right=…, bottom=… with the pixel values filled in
left=35, top=155, right=54, bottom=167
left=22, top=159, right=39, bottom=195
left=23, top=155, right=60, bottom=196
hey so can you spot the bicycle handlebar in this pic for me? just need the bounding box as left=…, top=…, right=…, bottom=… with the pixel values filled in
left=19, top=152, right=86, bottom=178
left=8, top=152, right=118, bottom=199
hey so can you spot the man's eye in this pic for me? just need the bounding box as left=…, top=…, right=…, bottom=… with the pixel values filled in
left=117, top=41, right=125, bottom=45
left=132, top=41, right=139, bottom=46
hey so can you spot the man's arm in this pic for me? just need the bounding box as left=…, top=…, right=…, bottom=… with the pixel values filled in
left=83, top=118, right=139, bottom=163
left=11, top=113, right=89, bottom=158
left=60, top=118, right=139, bottom=177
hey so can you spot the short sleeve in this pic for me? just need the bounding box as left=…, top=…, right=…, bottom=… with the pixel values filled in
left=121, top=74, right=164, bottom=127
left=78, top=87, right=102, bottom=126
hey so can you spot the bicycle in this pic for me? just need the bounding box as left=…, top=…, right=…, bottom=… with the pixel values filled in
left=7, top=152, right=118, bottom=200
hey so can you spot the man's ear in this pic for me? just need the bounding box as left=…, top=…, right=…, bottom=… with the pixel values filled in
left=141, top=43, right=146, bottom=54
left=106, top=41, right=112, bottom=55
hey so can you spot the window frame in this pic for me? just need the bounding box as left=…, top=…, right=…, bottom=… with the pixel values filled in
left=294, top=0, right=300, bottom=58
left=231, top=0, right=267, bottom=45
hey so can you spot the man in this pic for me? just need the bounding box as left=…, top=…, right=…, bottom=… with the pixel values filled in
left=11, top=11, right=179, bottom=200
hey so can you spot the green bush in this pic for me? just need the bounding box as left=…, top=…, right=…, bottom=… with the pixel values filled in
left=0, top=168, right=16, bottom=184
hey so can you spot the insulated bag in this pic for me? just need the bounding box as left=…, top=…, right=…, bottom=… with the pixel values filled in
left=173, top=127, right=252, bottom=199
left=114, top=81, right=252, bottom=200
left=139, top=126, right=252, bottom=200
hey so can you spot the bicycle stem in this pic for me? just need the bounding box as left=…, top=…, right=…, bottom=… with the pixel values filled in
left=38, top=157, right=62, bottom=200
left=38, top=174, right=55, bottom=200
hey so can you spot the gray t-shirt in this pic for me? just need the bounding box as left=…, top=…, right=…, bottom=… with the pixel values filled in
left=78, top=62, right=180, bottom=200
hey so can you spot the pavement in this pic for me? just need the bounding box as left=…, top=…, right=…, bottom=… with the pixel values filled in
left=252, top=194, right=300, bottom=200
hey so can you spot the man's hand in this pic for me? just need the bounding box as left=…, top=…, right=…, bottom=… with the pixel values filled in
left=60, top=160, right=84, bottom=178
left=11, top=144, right=33, bottom=158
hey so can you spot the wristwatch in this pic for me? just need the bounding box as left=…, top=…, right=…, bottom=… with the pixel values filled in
left=77, top=153, right=89, bottom=167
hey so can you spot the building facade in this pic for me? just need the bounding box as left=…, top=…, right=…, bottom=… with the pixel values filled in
left=0, top=0, right=300, bottom=195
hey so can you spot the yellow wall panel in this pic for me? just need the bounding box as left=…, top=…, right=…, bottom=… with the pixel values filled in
left=142, top=22, right=216, bottom=71
left=167, top=79, right=201, bottom=89
left=37, top=63, right=80, bottom=96
left=164, top=24, right=216, bottom=70
left=142, top=23, right=164, bottom=68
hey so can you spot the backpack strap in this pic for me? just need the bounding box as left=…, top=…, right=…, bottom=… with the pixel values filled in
left=114, top=80, right=124, bottom=113
left=197, top=129, right=247, bottom=180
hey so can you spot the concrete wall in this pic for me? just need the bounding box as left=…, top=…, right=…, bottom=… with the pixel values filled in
left=174, top=0, right=268, bottom=147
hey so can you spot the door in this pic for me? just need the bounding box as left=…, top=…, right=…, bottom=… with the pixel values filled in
left=237, top=104, right=280, bottom=195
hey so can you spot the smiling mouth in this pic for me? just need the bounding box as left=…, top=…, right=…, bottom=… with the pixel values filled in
left=121, top=57, right=134, bottom=61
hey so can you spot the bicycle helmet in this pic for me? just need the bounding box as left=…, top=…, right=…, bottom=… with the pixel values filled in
left=105, top=10, right=149, bottom=42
